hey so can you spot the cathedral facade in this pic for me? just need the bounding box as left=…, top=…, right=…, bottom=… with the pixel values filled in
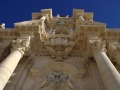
left=0, top=9, right=120, bottom=90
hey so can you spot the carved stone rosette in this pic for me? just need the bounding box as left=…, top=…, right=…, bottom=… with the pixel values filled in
left=11, top=36, right=30, bottom=55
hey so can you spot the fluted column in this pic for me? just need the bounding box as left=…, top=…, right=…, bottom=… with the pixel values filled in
left=0, top=36, right=30, bottom=90
left=92, top=40, right=120, bottom=90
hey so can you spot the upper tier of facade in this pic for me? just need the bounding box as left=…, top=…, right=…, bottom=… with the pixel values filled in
left=0, top=8, right=120, bottom=64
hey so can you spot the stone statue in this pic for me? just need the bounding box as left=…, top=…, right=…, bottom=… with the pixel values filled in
left=0, top=23, right=5, bottom=29
left=66, top=15, right=69, bottom=19
left=78, top=14, right=84, bottom=20
left=56, top=14, right=60, bottom=18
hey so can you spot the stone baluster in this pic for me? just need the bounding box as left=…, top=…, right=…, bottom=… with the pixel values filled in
left=91, top=40, right=120, bottom=90
left=0, top=36, right=30, bottom=90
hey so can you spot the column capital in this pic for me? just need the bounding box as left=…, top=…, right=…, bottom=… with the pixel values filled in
left=11, top=36, right=30, bottom=55
left=92, top=40, right=107, bottom=53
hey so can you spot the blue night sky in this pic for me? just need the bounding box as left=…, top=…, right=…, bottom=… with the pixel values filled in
left=0, top=0, right=120, bottom=28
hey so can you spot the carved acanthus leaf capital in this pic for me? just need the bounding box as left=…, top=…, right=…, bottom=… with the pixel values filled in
left=12, top=36, right=30, bottom=54
left=92, top=40, right=107, bottom=53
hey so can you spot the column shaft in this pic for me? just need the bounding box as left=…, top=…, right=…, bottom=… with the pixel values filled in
left=0, top=50, right=23, bottom=90
left=94, top=51, right=120, bottom=90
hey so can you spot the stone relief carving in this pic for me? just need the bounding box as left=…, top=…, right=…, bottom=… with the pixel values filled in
left=65, top=46, right=73, bottom=55
left=51, top=38, right=68, bottom=44
left=46, top=46, right=73, bottom=61
left=92, top=40, right=107, bottom=53
left=60, top=19, right=65, bottom=24
left=40, top=71, right=75, bottom=90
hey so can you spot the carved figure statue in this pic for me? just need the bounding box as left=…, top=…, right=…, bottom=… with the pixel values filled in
left=0, top=23, right=5, bottom=29
left=56, top=14, right=60, bottom=18
left=78, top=14, right=84, bottom=20
left=66, top=15, right=69, bottom=19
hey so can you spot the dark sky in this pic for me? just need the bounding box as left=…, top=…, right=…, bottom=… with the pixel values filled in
left=0, top=0, right=120, bottom=28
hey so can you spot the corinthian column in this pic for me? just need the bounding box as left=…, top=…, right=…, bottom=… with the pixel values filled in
left=91, top=40, right=120, bottom=90
left=0, top=36, right=30, bottom=90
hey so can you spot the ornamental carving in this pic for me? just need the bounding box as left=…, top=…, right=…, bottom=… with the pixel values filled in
left=92, top=40, right=107, bottom=53
left=12, top=37, right=30, bottom=54
left=40, top=71, right=75, bottom=90
left=46, top=45, right=73, bottom=61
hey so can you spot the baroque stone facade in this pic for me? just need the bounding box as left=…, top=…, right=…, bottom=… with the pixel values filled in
left=0, top=9, right=120, bottom=90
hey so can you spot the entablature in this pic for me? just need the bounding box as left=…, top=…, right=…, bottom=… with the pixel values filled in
left=76, top=25, right=106, bottom=38
left=76, top=20, right=106, bottom=26
left=107, top=42, right=120, bottom=65
left=14, top=19, right=44, bottom=26
left=105, top=29, right=120, bottom=43
left=0, top=28, right=16, bottom=39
